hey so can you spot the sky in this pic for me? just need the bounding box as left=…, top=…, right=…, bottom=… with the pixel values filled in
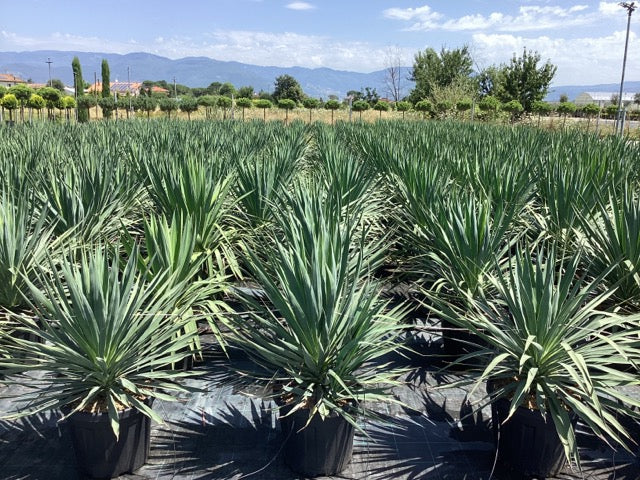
left=1, top=0, right=638, bottom=86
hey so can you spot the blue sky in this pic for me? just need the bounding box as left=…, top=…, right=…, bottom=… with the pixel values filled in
left=1, top=1, right=638, bottom=85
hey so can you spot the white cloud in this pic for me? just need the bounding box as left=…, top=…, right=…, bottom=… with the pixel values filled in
left=286, top=2, right=315, bottom=11
left=383, top=5, right=442, bottom=29
left=599, top=2, right=623, bottom=15
left=472, top=30, right=640, bottom=85
left=386, top=4, right=597, bottom=32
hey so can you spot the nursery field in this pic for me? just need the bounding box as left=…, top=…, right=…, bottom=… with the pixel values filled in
left=1, top=119, right=639, bottom=479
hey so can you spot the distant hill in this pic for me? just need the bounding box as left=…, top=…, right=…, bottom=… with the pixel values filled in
left=0, top=50, right=413, bottom=99
left=1, top=50, right=637, bottom=102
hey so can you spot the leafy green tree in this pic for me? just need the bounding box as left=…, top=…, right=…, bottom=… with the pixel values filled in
left=531, top=100, right=553, bottom=127
left=396, top=100, right=411, bottom=119
left=478, top=95, right=501, bottom=120
left=48, top=79, right=64, bottom=92
left=581, top=103, right=600, bottom=131
left=158, top=97, right=178, bottom=119
left=556, top=101, right=577, bottom=128
left=206, top=81, right=222, bottom=95
left=136, top=95, right=157, bottom=119
left=63, top=96, right=76, bottom=121
left=435, top=100, right=454, bottom=118
left=476, top=65, right=503, bottom=97
left=179, top=96, right=199, bottom=120
left=324, top=99, right=340, bottom=124
left=198, top=95, right=217, bottom=119
left=27, top=93, right=46, bottom=121
left=503, top=99, right=524, bottom=123
left=254, top=98, right=272, bottom=121
left=98, top=96, right=116, bottom=119
left=8, top=84, right=32, bottom=122
left=2, top=93, right=18, bottom=122
left=76, top=95, right=96, bottom=121
left=38, top=87, right=61, bottom=120
left=278, top=98, right=296, bottom=123
left=219, top=82, right=236, bottom=98
left=498, top=49, right=556, bottom=112
left=117, top=94, right=133, bottom=119
left=0, top=86, right=5, bottom=122
left=237, top=86, right=254, bottom=99
left=236, top=97, right=252, bottom=121
left=362, top=87, right=380, bottom=107
left=414, top=99, right=433, bottom=119
left=373, top=100, right=390, bottom=118
left=273, top=74, right=304, bottom=103
left=101, top=59, right=112, bottom=118
left=559, top=93, right=569, bottom=103
left=302, top=97, right=320, bottom=122
left=351, top=99, right=369, bottom=121
left=216, top=95, right=232, bottom=119
left=409, top=45, right=473, bottom=103
left=73, top=56, right=88, bottom=122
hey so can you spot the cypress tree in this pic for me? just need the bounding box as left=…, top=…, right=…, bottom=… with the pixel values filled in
left=72, top=56, right=88, bottom=123
left=101, top=59, right=111, bottom=118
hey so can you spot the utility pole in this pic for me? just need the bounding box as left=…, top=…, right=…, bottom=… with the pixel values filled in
left=46, top=57, right=52, bottom=87
left=173, top=77, right=177, bottom=98
left=616, top=2, right=636, bottom=135
left=94, top=71, right=99, bottom=119
left=127, top=66, right=132, bottom=114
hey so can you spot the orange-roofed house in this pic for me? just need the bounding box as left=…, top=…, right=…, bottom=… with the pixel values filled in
left=0, top=73, right=28, bottom=88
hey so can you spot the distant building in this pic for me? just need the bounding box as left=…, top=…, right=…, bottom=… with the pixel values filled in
left=0, top=73, right=27, bottom=88
left=86, top=81, right=143, bottom=96
left=574, top=92, right=636, bottom=106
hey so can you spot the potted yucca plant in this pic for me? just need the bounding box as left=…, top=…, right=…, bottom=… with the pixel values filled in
left=432, top=245, right=640, bottom=477
left=0, top=244, right=198, bottom=479
left=229, top=185, right=407, bottom=477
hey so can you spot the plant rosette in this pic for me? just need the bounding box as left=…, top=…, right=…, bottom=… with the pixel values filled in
left=433, top=245, right=640, bottom=473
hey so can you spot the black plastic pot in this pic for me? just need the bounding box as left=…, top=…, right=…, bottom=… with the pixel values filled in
left=65, top=401, right=152, bottom=479
left=491, top=395, right=575, bottom=478
left=279, top=404, right=355, bottom=477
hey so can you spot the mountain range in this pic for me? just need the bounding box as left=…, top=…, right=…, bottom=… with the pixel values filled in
left=0, top=50, right=638, bottom=101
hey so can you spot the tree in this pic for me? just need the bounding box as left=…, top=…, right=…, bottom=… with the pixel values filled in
left=63, top=96, right=76, bottom=122
left=101, top=59, right=112, bottom=118
left=273, top=74, right=303, bottom=103
left=136, top=96, right=157, bottom=119
left=38, top=87, right=61, bottom=120
left=0, top=86, right=5, bottom=122
left=206, top=82, right=222, bottom=95
left=2, top=93, right=18, bottom=122
left=478, top=95, right=501, bottom=120
left=179, top=96, right=199, bottom=120
left=351, top=99, right=370, bottom=121
left=236, top=97, right=252, bottom=121
left=324, top=99, right=340, bottom=124
left=254, top=98, right=272, bottom=121
left=556, top=101, right=577, bottom=129
left=362, top=87, right=380, bottom=107
left=581, top=103, right=600, bottom=131
left=373, top=101, right=390, bottom=118
left=396, top=100, right=411, bottom=120
left=219, top=82, right=236, bottom=98
left=502, top=99, right=524, bottom=123
left=531, top=100, right=553, bottom=127
left=117, top=94, right=132, bottom=119
left=77, top=95, right=96, bottom=121
left=498, top=49, right=556, bottom=112
left=237, top=86, right=254, bottom=99
left=414, top=99, right=433, bottom=119
left=278, top=98, right=296, bottom=123
left=384, top=46, right=404, bottom=102
left=346, top=90, right=363, bottom=102
left=27, top=93, right=45, bottom=121
left=302, top=97, right=320, bottom=123
left=8, top=84, right=32, bottom=122
left=216, top=96, right=232, bottom=119
left=73, top=56, right=88, bottom=122
left=409, top=45, right=473, bottom=104
left=158, top=97, right=178, bottom=119
left=98, top=96, right=116, bottom=119
left=559, top=93, right=569, bottom=103
left=434, top=100, right=454, bottom=119
left=50, top=79, right=65, bottom=92
left=198, top=95, right=217, bottom=119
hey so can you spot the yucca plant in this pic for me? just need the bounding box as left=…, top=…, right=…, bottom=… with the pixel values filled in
left=229, top=185, right=407, bottom=426
left=579, top=185, right=640, bottom=312
left=434, top=245, right=640, bottom=474
left=0, top=244, right=198, bottom=436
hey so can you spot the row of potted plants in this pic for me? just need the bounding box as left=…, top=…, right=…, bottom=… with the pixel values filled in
left=1, top=119, right=639, bottom=478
